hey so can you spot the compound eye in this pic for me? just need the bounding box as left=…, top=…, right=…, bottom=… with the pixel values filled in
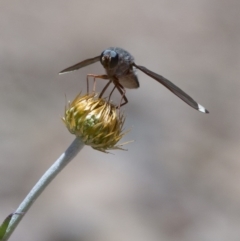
left=109, top=51, right=118, bottom=68
left=100, top=50, right=107, bottom=65
left=100, top=50, right=119, bottom=69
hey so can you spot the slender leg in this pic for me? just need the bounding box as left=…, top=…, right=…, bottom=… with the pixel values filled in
left=115, top=83, right=128, bottom=108
left=108, top=85, right=116, bottom=102
left=86, top=74, right=109, bottom=93
left=86, top=74, right=129, bottom=108
left=99, top=80, right=112, bottom=98
left=86, top=75, right=90, bottom=93
left=107, top=84, right=128, bottom=108
left=112, top=77, right=128, bottom=107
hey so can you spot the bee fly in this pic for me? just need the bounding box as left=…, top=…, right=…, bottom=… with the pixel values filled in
left=59, top=47, right=209, bottom=113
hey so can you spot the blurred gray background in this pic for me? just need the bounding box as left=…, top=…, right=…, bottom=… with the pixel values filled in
left=0, top=0, right=239, bottom=240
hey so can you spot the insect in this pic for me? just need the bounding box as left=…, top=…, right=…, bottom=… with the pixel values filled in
left=59, top=47, right=209, bottom=113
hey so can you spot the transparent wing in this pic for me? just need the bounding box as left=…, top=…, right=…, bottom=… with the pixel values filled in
left=133, top=63, right=209, bottom=113
left=59, top=56, right=100, bottom=74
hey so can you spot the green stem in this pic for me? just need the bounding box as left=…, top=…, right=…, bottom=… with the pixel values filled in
left=2, top=137, right=84, bottom=241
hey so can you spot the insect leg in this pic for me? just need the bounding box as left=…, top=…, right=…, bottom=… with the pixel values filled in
left=99, top=80, right=112, bottom=98
left=111, top=77, right=128, bottom=107
left=108, top=85, right=116, bottom=102
left=117, top=85, right=128, bottom=107
left=87, top=74, right=109, bottom=93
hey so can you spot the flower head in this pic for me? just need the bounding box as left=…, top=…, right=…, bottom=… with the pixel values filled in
left=62, top=93, right=128, bottom=152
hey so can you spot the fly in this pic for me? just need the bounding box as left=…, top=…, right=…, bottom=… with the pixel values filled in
left=59, top=47, right=209, bottom=113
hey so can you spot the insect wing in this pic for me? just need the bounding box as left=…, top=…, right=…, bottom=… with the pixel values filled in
left=59, top=56, right=100, bottom=74
left=133, top=63, right=209, bottom=113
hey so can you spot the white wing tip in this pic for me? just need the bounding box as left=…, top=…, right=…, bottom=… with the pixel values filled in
left=59, top=71, right=69, bottom=75
left=198, top=104, right=209, bottom=114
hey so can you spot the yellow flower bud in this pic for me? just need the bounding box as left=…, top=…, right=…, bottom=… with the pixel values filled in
left=62, top=93, right=127, bottom=152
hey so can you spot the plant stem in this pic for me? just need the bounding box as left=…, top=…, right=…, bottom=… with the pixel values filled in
left=2, top=137, right=84, bottom=241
